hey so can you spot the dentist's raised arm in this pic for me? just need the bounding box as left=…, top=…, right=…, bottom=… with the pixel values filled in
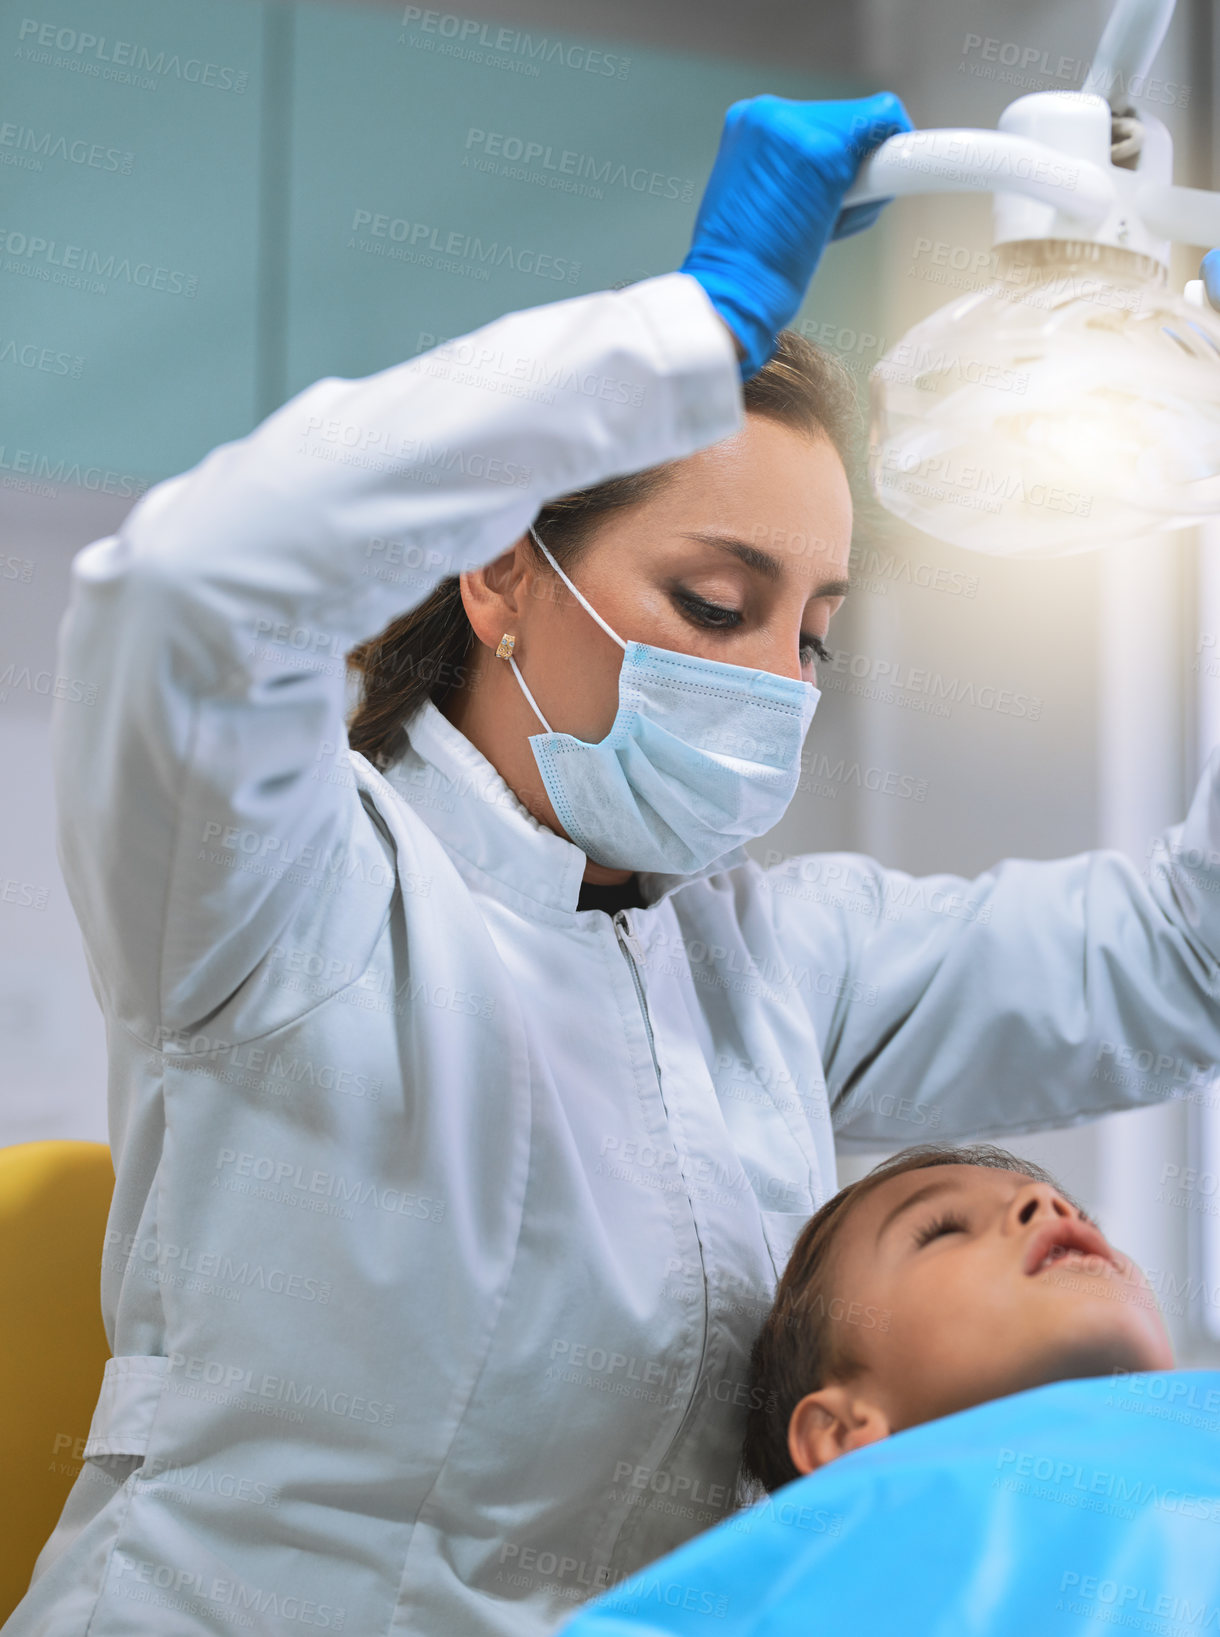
left=51, top=93, right=912, bottom=1045
left=767, top=253, right=1220, bottom=1145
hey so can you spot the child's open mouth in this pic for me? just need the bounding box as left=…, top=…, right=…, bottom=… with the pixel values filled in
left=1023, top=1220, right=1122, bottom=1279
left=1032, top=1246, right=1109, bottom=1276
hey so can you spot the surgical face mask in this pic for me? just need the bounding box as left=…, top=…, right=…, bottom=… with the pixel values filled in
left=503, top=525, right=820, bottom=875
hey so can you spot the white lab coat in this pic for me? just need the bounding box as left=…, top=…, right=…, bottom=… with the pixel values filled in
left=9, top=272, right=1220, bottom=1637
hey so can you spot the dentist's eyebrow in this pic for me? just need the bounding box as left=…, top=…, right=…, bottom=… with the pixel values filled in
left=677, top=530, right=852, bottom=600
left=875, top=1176, right=965, bottom=1247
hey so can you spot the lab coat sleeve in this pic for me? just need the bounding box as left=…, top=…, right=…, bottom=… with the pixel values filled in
left=52, top=273, right=743, bottom=1042
left=765, top=748, right=1220, bottom=1147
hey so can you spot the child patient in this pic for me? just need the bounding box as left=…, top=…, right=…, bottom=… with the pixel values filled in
left=560, top=1143, right=1214, bottom=1636
left=740, top=1140, right=1175, bottom=1492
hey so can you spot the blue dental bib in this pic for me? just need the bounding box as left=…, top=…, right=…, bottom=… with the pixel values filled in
left=560, top=1371, right=1220, bottom=1636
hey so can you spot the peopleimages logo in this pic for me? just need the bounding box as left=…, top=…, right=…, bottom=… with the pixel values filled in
left=112, top=1555, right=344, bottom=1628
left=820, top=645, right=1043, bottom=721
left=348, top=209, right=580, bottom=283
left=167, top=1349, right=396, bottom=1428
left=0, top=122, right=134, bottom=172
left=0, top=227, right=198, bottom=295
left=959, top=33, right=1188, bottom=108
left=462, top=128, right=695, bottom=202
left=398, top=7, right=631, bottom=79
left=0, top=336, right=83, bottom=375
left=15, top=19, right=249, bottom=92
left=213, top=1147, right=446, bottom=1220
left=0, top=445, right=142, bottom=495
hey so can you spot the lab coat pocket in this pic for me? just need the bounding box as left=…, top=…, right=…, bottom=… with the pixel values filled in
left=82, top=1354, right=170, bottom=1480
left=759, top=1209, right=813, bottom=1281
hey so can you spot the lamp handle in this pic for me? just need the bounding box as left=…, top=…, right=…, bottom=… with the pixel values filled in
left=840, top=128, right=1115, bottom=225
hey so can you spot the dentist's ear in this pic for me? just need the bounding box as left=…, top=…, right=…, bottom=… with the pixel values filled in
left=787, top=1385, right=891, bottom=1475
left=457, top=535, right=534, bottom=651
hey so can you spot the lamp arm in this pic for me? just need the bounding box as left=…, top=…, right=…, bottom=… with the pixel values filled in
left=1088, top=0, right=1177, bottom=111
left=840, top=128, right=1116, bottom=224
left=1132, top=183, right=1220, bottom=252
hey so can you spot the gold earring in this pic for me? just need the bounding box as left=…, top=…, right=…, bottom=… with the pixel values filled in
left=495, top=633, right=516, bottom=660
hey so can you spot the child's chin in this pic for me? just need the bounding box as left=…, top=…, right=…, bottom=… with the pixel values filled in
left=1040, top=1309, right=1173, bottom=1379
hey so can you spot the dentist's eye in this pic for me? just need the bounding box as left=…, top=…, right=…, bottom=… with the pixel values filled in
left=673, top=590, right=743, bottom=631
left=674, top=593, right=831, bottom=669
left=912, top=1211, right=968, bottom=1248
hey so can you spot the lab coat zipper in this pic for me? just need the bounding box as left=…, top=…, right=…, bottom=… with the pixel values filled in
left=611, top=907, right=713, bottom=1499
left=613, top=909, right=656, bottom=1072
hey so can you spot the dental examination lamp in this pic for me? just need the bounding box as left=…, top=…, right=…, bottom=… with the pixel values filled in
left=839, top=0, right=1220, bottom=555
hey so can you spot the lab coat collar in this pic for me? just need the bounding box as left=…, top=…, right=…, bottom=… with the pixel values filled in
left=380, top=699, right=749, bottom=921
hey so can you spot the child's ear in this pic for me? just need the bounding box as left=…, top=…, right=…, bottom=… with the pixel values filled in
left=788, top=1386, right=890, bottom=1475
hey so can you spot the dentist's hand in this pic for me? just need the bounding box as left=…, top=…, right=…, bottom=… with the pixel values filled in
left=680, top=92, right=914, bottom=381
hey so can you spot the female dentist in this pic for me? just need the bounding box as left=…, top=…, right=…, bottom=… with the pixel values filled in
left=13, top=91, right=1220, bottom=1637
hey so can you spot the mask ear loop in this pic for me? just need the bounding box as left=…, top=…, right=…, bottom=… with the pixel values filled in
left=529, top=525, right=628, bottom=652
left=510, top=524, right=629, bottom=735
left=509, top=654, right=555, bottom=734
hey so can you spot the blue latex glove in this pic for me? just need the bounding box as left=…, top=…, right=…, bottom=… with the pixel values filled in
left=679, top=92, right=914, bottom=380
left=1203, top=249, right=1220, bottom=311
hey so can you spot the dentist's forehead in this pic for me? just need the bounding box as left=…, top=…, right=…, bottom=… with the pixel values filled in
left=674, top=529, right=851, bottom=599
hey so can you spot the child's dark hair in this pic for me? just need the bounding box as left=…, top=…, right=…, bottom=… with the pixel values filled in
left=741, top=1142, right=1087, bottom=1494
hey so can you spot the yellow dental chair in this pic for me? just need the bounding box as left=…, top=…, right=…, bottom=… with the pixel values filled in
left=0, top=1140, right=114, bottom=1623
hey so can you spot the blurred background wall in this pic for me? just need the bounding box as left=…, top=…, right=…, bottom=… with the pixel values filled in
left=2, top=0, right=1218, bottom=1363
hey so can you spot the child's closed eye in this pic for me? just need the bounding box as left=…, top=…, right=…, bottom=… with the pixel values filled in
left=912, top=1211, right=969, bottom=1248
